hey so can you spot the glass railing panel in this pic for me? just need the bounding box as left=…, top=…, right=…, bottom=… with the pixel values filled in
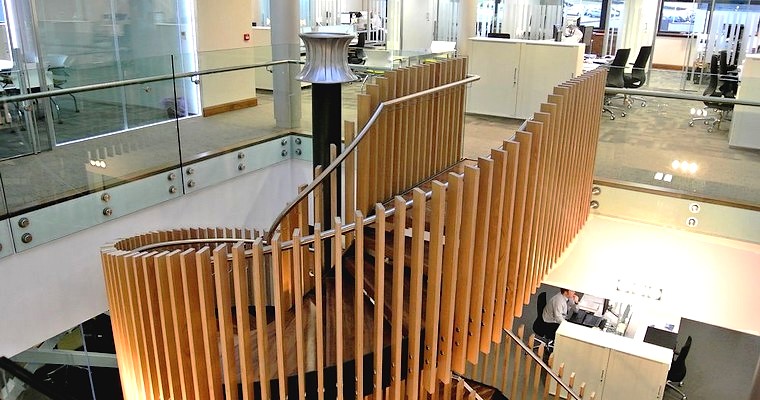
left=597, top=68, right=760, bottom=207
left=120, top=55, right=182, bottom=130
left=0, top=68, right=182, bottom=216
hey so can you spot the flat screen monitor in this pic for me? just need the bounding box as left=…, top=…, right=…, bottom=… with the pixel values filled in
left=644, top=326, right=678, bottom=350
left=340, top=13, right=351, bottom=24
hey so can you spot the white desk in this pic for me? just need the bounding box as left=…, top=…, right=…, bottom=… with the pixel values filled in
left=551, top=306, right=678, bottom=400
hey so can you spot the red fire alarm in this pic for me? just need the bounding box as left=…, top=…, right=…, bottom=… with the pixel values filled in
left=243, top=33, right=250, bottom=41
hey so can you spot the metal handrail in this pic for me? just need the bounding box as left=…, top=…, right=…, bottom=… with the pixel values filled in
left=263, top=73, right=481, bottom=243
left=502, top=328, right=583, bottom=400
left=605, top=87, right=760, bottom=107
left=133, top=186, right=440, bottom=253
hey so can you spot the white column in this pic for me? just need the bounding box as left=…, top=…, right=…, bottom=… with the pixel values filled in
left=271, top=0, right=302, bottom=129
left=386, top=0, right=402, bottom=50
left=457, top=0, right=477, bottom=56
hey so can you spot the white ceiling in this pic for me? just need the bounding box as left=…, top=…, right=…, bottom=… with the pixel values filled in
left=543, top=215, right=760, bottom=336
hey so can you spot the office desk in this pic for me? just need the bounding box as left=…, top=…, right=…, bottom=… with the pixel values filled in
left=552, top=306, right=677, bottom=400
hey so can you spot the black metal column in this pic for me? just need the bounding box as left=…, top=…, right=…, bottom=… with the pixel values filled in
left=311, top=82, right=342, bottom=229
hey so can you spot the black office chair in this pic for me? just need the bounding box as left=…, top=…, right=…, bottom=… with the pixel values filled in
left=623, top=46, right=652, bottom=108
left=689, top=54, right=734, bottom=133
left=532, top=292, right=554, bottom=352
left=665, top=335, right=692, bottom=400
left=717, top=50, right=738, bottom=98
left=602, top=48, right=631, bottom=120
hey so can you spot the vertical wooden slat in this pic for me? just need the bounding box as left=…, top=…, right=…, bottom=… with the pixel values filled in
left=345, top=121, right=357, bottom=246
left=422, top=181, right=446, bottom=393
left=505, top=135, right=531, bottom=329
left=335, top=217, right=345, bottom=400
left=102, top=254, right=129, bottom=398
left=532, top=344, right=546, bottom=400
left=495, top=142, right=519, bottom=334
left=518, top=121, right=543, bottom=310
left=391, top=196, right=406, bottom=400
left=383, top=72, right=398, bottom=196
left=292, top=230, right=307, bottom=400
left=467, top=157, right=493, bottom=363
left=314, top=166, right=325, bottom=230
left=139, top=253, right=171, bottom=399
left=482, top=149, right=507, bottom=349
left=231, top=243, right=256, bottom=400
left=500, top=326, right=513, bottom=395
left=132, top=254, right=161, bottom=399
left=437, top=172, right=463, bottom=383
left=166, top=250, right=195, bottom=400
left=406, top=188, right=427, bottom=398
left=179, top=249, right=210, bottom=400
left=408, top=66, right=421, bottom=186
left=522, top=336, right=535, bottom=400
left=357, top=93, right=372, bottom=213
left=297, top=184, right=312, bottom=293
left=313, top=223, right=326, bottom=400
left=213, top=245, right=238, bottom=400
left=366, top=83, right=380, bottom=206
left=195, top=248, right=223, bottom=400
left=154, top=252, right=183, bottom=400
left=375, top=77, right=390, bottom=199
left=250, top=240, right=271, bottom=400
left=372, top=204, right=386, bottom=400
left=330, top=144, right=339, bottom=226
left=510, top=325, right=525, bottom=400
left=271, top=234, right=288, bottom=400
left=452, top=165, right=479, bottom=373
left=122, top=255, right=149, bottom=398
left=354, top=212, right=365, bottom=400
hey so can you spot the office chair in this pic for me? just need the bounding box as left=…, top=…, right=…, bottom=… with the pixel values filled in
left=602, top=48, right=631, bottom=120
left=689, top=54, right=734, bottom=133
left=665, top=335, right=692, bottom=400
left=717, top=50, right=738, bottom=98
left=623, top=46, right=652, bottom=108
left=531, top=292, right=554, bottom=352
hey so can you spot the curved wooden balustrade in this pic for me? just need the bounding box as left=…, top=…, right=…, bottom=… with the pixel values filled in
left=101, top=62, right=607, bottom=399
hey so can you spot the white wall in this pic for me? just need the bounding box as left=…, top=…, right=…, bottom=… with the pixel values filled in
left=652, top=35, right=692, bottom=67
left=0, top=159, right=313, bottom=357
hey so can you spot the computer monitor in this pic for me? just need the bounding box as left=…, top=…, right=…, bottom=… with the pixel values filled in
left=339, top=12, right=351, bottom=24
left=643, top=326, right=678, bottom=350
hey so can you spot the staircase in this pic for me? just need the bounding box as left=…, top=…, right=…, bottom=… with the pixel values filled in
left=100, top=58, right=607, bottom=400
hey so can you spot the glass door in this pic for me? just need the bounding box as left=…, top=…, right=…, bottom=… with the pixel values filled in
left=1, top=0, right=55, bottom=158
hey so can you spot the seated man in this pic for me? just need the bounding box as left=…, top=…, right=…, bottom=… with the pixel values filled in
left=541, top=288, right=579, bottom=340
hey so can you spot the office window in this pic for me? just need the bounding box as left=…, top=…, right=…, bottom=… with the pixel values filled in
left=563, top=0, right=625, bottom=29
left=658, top=0, right=707, bottom=34
left=564, top=0, right=603, bottom=28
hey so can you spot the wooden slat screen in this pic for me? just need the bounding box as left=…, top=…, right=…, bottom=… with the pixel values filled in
left=100, top=67, right=605, bottom=399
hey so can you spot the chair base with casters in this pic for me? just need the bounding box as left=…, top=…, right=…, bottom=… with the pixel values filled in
left=689, top=106, right=732, bottom=133
left=666, top=380, right=687, bottom=399
left=602, top=98, right=626, bottom=120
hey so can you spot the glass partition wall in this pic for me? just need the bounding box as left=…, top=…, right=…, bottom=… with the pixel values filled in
left=0, top=0, right=199, bottom=160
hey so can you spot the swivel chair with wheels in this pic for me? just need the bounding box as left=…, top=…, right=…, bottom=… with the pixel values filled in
left=602, top=48, right=631, bottom=120
left=665, top=335, right=692, bottom=400
left=689, top=54, right=734, bottom=132
left=532, top=292, right=554, bottom=352
left=623, top=45, right=652, bottom=107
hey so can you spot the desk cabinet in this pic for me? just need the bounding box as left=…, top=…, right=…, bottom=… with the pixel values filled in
left=552, top=323, right=672, bottom=400
left=467, top=38, right=584, bottom=119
